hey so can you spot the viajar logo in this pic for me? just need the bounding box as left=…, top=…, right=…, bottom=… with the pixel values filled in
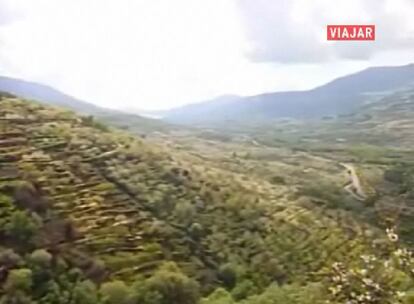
left=327, top=25, right=375, bottom=41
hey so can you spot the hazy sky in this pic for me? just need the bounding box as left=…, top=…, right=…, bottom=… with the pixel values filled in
left=1, top=0, right=414, bottom=110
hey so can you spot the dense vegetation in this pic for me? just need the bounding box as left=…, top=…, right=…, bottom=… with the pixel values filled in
left=1, top=92, right=414, bottom=303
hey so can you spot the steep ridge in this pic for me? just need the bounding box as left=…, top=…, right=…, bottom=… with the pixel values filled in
left=0, top=93, right=379, bottom=296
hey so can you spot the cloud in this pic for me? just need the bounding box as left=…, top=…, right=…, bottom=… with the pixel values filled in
left=0, top=0, right=21, bottom=26
left=1, top=0, right=292, bottom=109
left=0, top=0, right=413, bottom=110
left=0, top=1, right=10, bottom=25
left=0, top=0, right=23, bottom=51
left=237, top=0, right=414, bottom=63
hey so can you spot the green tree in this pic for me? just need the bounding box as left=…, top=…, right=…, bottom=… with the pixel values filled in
left=0, top=291, right=33, bottom=304
left=189, top=222, right=204, bottom=240
left=39, top=280, right=70, bottom=303
left=231, top=279, right=258, bottom=301
left=218, top=264, right=237, bottom=289
left=201, top=288, right=234, bottom=304
left=0, top=249, right=22, bottom=269
left=243, top=283, right=324, bottom=304
left=2, top=268, right=34, bottom=304
left=72, top=280, right=100, bottom=304
left=30, top=249, right=52, bottom=267
left=4, top=268, right=33, bottom=292
left=4, top=211, right=41, bottom=246
left=100, top=280, right=131, bottom=304
left=145, top=262, right=200, bottom=304
left=174, top=201, right=196, bottom=226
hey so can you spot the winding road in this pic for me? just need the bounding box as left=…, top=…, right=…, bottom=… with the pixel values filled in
left=340, top=163, right=367, bottom=201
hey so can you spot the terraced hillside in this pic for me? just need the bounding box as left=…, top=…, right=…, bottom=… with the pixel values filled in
left=0, top=93, right=401, bottom=303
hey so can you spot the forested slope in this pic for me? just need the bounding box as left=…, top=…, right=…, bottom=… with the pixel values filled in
left=0, top=93, right=412, bottom=303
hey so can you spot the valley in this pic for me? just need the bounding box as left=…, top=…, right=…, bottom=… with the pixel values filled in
left=1, top=0, right=414, bottom=301
left=1, top=76, right=414, bottom=304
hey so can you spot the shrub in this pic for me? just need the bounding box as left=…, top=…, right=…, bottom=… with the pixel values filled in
left=100, top=280, right=131, bottom=304
left=189, top=222, right=204, bottom=239
left=201, top=288, right=234, bottom=304
left=5, top=268, right=33, bottom=292
left=218, top=264, right=237, bottom=289
left=231, top=279, right=258, bottom=301
left=384, top=167, right=405, bottom=184
left=82, top=115, right=109, bottom=132
left=0, top=249, right=22, bottom=269
left=73, top=280, right=98, bottom=304
left=4, top=211, right=42, bottom=246
left=145, top=262, right=200, bottom=304
left=269, top=176, right=286, bottom=185
left=30, top=249, right=52, bottom=267
left=72, top=280, right=99, bottom=304
left=174, top=202, right=196, bottom=226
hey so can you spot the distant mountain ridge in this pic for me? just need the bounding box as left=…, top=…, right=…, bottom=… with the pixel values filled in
left=164, top=95, right=241, bottom=122
left=0, top=75, right=179, bottom=133
left=0, top=76, right=102, bottom=113
left=163, top=63, right=414, bottom=125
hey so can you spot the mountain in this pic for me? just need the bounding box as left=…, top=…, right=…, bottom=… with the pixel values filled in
left=163, top=64, right=414, bottom=125
left=296, top=87, right=414, bottom=149
left=119, top=107, right=170, bottom=119
left=0, top=76, right=101, bottom=113
left=0, top=76, right=181, bottom=134
left=215, top=86, right=414, bottom=149
left=164, top=95, right=241, bottom=122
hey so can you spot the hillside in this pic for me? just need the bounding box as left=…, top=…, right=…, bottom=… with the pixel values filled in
left=3, top=93, right=407, bottom=303
left=0, top=76, right=100, bottom=113
left=242, top=86, right=414, bottom=150
left=163, top=64, right=414, bottom=125
left=0, top=76, right=179, bottom=135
